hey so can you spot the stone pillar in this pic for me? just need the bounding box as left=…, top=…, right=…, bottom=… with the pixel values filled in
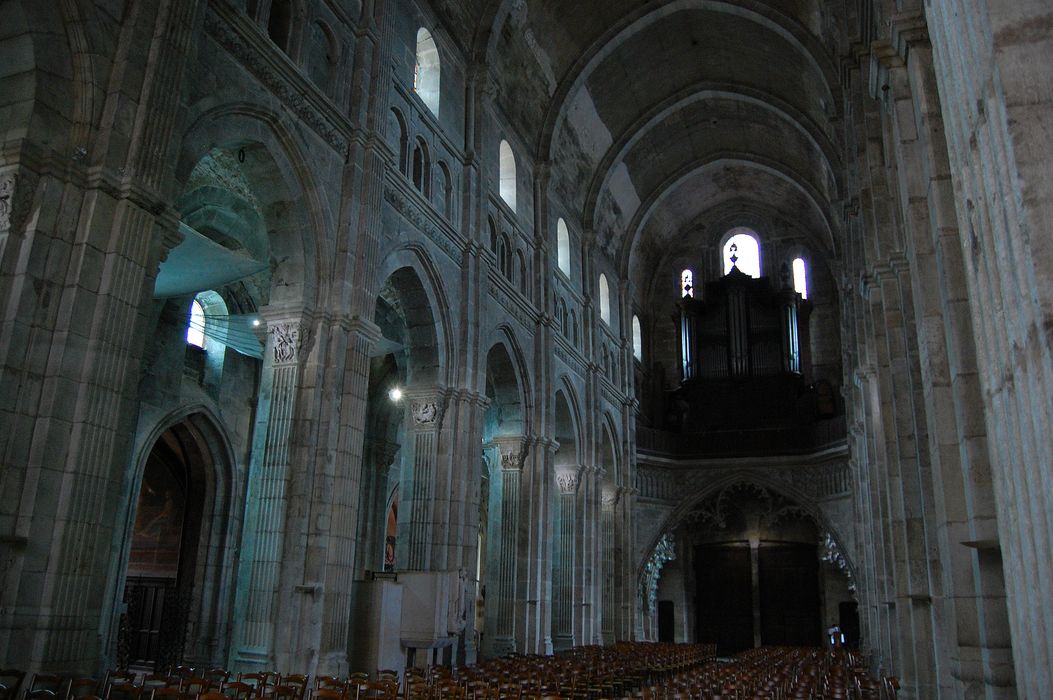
left=489, top=440, right=524, bottom=656
left=552, top=465, right=580, bottom=651
left=922, top=4, right=1053, bottom=692
left=600, top=485, right=620, bottom=644
left=872, top=18, right=1014, bottom=696
left=400, top=390, right=446, bottom=571
left=234, top=314, right=312, bottom=667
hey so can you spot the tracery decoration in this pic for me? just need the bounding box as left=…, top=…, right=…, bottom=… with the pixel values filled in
left=640, top=533, right=676, bottom=617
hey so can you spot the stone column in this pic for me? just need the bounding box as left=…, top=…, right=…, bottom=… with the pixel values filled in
left=552, top=465, right=580, bottom=651
left=601, top=485, right=620, bottom=644
left=234, top=314, right=312, bottom=667
left=518, top=437, right=557, bottom=655
left=489, top=440, right=525, bottom=656
left=400, top=389, right=446, bottom=571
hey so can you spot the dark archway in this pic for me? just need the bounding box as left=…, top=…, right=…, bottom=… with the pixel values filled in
left=118, top=414, right=233, bottom=670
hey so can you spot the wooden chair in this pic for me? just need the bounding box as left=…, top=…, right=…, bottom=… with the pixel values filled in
left=151, top=687, right=183, bottom=700
left=204, top=673, right=230, bottom=691
left=357, top=683, right=396, bottom=700
left=68, top=679, right=101, bottom=700
left=30, top=675, right=67, bottom=696
left=312, top=688, right=345, bottom=700
left=281, top=676, right=308, bottom=700
left=0, top=670, right=25, bottom=700
left=104, top=683, right=142, bottom=700
left=220, top=682, right=254, bottom=700
left=182, top=678, right=212, bottom=698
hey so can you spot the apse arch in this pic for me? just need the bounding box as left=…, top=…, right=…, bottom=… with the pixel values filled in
left=175, top=103, right=330, bottom=312
left=535, top=0, right=839, bottom=164
left=619, top=155, right=837, bottom=279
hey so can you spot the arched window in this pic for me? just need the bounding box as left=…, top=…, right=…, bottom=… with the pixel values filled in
left=598, top=274, right=611, bottom=325
left=632, top=315, right=643, bottom=360
left=414, top=28, right=440, bottom=115
left=792, top=257, right=808, bottom=299
left=389, top=108, right=409, bottom=175
left=268, top=0, right=294, bottom=53
left=412, top=139, right=430, bottom=195
left=499, top=140, right=516, bottom=210
left=557, top=218, right=571, bottom=275
left=488, top=217, right=498, bottom=252
left=187, top=299, right=206, bottom=348
left=723, top=229, right=761, bottom=278
left=680, top=269, right=694, bottom=298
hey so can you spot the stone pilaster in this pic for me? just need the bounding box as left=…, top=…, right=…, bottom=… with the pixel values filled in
left=601, top=485, right=620, bottom=644
left=552, top=465, right=580, bottom=651
left=234, top=313, right=313, bottom=667
left=400, top=389, right=446, bottom=571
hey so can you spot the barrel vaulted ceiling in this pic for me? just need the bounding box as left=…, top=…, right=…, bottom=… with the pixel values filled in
left=433, top=0, right=849, bottom=293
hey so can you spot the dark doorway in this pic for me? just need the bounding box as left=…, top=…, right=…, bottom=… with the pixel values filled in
left=758, top=542, right=820, bottom=646
left=694, top=543, right=753, bottom=654
left=839, top=601, right=860, bottom=649
left=120, top=421, right=209, bottom=669
left=657, top=601, right=675, bottom=642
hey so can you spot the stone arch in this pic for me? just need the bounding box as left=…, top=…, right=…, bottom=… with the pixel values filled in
left=598, top=413, right=621, bottom=484
left=536, top=0, right=839, bottom=165
left=374, top=246, right=453, bottom=388
left=640, top=474, right=858, bottom=586
left=619, top=156, right=837, bottom=280
left=0, top=0, right=92, bottom=157
left=553, top=379, right=583, bottom=468
left=108, top=406, right=239, bottom=668
left=174, top=103, right=330, bottom=313
left=581, top=85, right=842, bottom=235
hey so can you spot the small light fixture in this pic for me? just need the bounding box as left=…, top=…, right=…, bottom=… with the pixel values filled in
left=252, top=318, right=261, bottom=327
left=388, top=387, right=403, bottom=403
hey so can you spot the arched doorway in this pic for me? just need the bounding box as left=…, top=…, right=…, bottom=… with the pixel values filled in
left=650, top=482, right=856, bottom=655
left=118, top=415, right=232, bottom=670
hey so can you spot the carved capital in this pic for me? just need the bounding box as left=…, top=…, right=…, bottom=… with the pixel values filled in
left=555, top=467, right=580, bottom=495
left=500, top=449, right=524, bottom=472
left=270, top=321, right=312, bottom=364
left=601, top=485, right=621, bottom=509
left=411, top=400, right=440, bottom=425
left=0, top=169, right=38, bottom=235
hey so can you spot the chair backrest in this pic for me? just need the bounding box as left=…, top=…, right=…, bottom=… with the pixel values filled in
left=28, top=689, right=59, bottom=700
left=152, top=687, right=182, bottom=700
left=69, top=679, right=101, bottom=700
left=359, top=682, right=395, bottom=700
left=221, top=682, right=254, bottom=700
left=183, top=678, right=211, bottom=696
left=0, top=669, right=26, bottom=700
left=105, top=683, right=142, bottom=700
left=313, top=688, right=345, bottom=700
left=30, top=675, right=67, bottom=695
